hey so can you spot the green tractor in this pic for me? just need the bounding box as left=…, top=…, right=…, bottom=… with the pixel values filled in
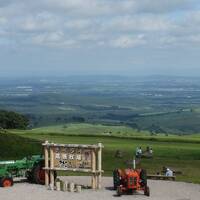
left=0, top=155, right=46, bottom=187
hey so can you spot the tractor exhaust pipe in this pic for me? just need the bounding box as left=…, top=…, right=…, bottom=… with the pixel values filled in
left=133, top=157, right=136, bottom=169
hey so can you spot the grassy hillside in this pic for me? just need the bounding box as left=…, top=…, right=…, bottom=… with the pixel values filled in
left=0, top=132, right=42, bottom=160
left=12, top=123, right=200, bottom=143
left=23, top=123, right=150, bottom=136
left=8, top=124, right=200, bottom=184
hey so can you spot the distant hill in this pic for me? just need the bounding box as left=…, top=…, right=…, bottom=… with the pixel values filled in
left=1, top=75, right=200, bottom=134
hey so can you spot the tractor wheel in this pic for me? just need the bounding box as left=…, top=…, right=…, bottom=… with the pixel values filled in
left=144, top=186, right=150, bottom=196
left=31, top=161, right=57, bottom=185
left=32, top=162, right=45, bottom=185
left=0, top=177, right=14, bottom=187
left=113, top=169, right=121, bottom=190
left=26, top=171, right=34, bottom=183
left=116, top=186, right=122, bottom=196
left=140, top=169, right=147, bottom=187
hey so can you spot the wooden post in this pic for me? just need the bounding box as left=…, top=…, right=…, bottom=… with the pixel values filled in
left=97, top=143, right=102, bottom=189
left=50, top=145, right=55, bottom=190
left=91, top=149, right=96, bottom=189
left=44, top=141, right=49, bottom=187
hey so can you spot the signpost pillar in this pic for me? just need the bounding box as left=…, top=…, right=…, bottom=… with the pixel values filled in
left=97, top=143, right=102, bottom=189
left=44, top=141, right=49, bottom=187
left=50, top=144, right=55, bottom=190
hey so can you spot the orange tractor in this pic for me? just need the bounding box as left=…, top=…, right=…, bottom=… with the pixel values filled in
left=113, top=168, right=150, bottom=196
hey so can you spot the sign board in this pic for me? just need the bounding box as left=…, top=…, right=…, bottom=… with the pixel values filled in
left=53, top=147, right=92, bottom=170
left=43, top=142, right=103, bottom=190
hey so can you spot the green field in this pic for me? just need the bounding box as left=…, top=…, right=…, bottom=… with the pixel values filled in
left=0, top=132, right=42, bottom=160
left=20, top=123, right=150, bottom=136
left=2, top=123, right=199, bottom=184
left=12, top=123, right=200, bottom=143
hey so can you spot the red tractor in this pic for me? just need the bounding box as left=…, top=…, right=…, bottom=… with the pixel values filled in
left=113, top=168, right=150, bottom=196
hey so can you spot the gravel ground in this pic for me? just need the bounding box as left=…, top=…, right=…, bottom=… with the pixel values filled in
left=0, top=176, right=200, bottom=200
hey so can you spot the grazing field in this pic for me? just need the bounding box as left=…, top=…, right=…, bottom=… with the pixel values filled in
left=5, top=124, right=200, bottom=184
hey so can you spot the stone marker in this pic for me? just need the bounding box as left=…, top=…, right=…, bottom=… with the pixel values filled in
left=62, top=181, right=68, bottom=192
left=56, top=181, right=61, bottom=191
left=69, top=182, right=75, bottom=192
left=76, top=185, right=82, bottom=193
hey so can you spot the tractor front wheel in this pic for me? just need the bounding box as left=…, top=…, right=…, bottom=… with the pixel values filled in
left=144, top=186, right=150, bottom=196
left=113, top=169, right=121, bottom=190
left=0, top=177, right=14, bottom=187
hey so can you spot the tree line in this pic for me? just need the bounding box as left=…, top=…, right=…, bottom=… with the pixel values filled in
left=0, top=110, right=29, bottom=129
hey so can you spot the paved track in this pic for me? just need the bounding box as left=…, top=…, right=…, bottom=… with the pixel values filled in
left=0, top=176, right=199, bottom=200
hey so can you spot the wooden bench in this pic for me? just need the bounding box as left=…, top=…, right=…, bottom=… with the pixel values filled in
left=147, top=174, right=176, bottom=181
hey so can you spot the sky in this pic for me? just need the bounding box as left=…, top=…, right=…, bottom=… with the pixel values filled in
left=0, top=0, right=200, bottom=77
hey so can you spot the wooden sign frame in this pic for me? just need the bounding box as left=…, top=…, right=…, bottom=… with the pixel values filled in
left=42, top=141, right=103, bottom=190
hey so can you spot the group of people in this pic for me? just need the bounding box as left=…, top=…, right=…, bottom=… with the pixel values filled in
left=135, top=146, right=153, bottom=158
left=134, top=146, right=174, bottom=177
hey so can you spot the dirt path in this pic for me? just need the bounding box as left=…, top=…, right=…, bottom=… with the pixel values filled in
left=0, top=177, right=199, bottom=200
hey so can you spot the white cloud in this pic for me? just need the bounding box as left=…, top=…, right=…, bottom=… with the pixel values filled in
left=65, top=19, right=92, bottom=30
left=0, top=17, right=7, bottom=24
left=40, top=0, right=197, bottom=16
left=110, top=35, right=146, bottom=48
left=42, top=0, right=111, bottom=16
left=31, top=31, right=78, bottom=48
left=0, top=0, right=200, bottom=49
left=18, top=12, right=60, bottom=32
left=134, top=0, right=195, bottom=13
left=32, top=31, right=63, bottom=44
left=103, top=15, right=175, bottom=32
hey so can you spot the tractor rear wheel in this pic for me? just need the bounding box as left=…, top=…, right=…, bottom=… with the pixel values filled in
left=113, top=169, right=121, bottom=190
left=32, top=162, right=45, bottom=185
left=140, top=169, right=147, bottom=187
left=31, top=161, right=57, bottom=185
left=0, top=177, right=13, bottom=187
left=144, top=186, right=150, bottom=196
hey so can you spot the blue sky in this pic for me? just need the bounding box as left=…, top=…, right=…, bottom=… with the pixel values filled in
left=0, top=0, right=200, bottom=77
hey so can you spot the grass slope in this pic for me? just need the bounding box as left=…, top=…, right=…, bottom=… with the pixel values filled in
left=26, top=123, right=149, bottom=136
left=0, top=133, right=42, bottom=160
left=9, top=124, right=200, bottom=184
left=12, top=123, right=200, bottom=143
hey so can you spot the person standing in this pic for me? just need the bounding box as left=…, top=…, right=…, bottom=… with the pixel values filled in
left=138, top=147, right=142, bottom=156
left=149, top=148, right=153, bottom=154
